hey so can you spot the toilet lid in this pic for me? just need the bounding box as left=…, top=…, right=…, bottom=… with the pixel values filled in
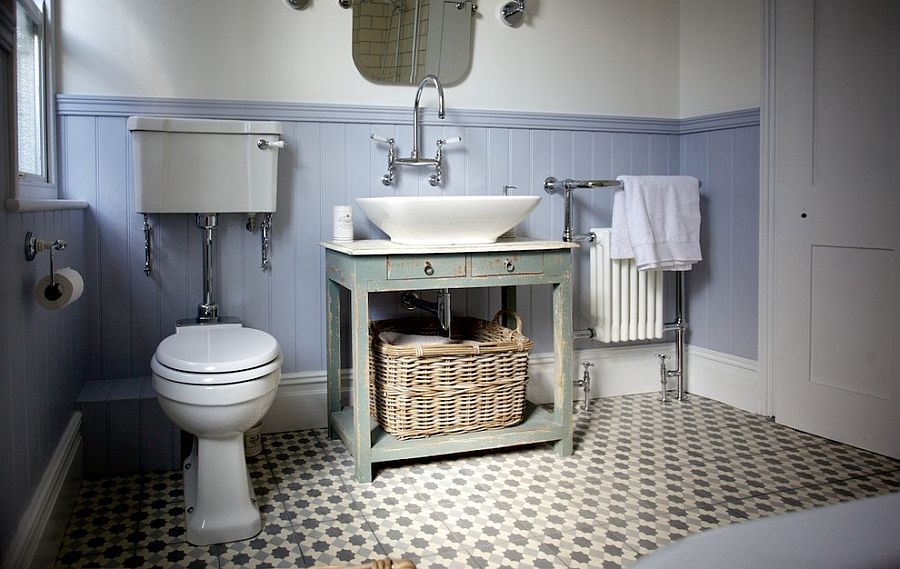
left=154, top=324, right=280, bottom=375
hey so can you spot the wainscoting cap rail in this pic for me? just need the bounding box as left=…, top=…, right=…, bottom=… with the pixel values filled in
left=53, top=95, right=756, bottom=135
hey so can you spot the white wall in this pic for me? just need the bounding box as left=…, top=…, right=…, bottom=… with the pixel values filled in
left=59, top=0, right=684, bottom=118
left=679, top=0, right=762, bottom=117
left=59, top=1, right=760, bottom=119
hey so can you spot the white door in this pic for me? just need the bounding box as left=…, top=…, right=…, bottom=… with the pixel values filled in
left=771, top=0, right=900, bottom=458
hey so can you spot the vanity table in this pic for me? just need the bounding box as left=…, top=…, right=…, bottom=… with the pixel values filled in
left=321, top=238, right=577, bottom=483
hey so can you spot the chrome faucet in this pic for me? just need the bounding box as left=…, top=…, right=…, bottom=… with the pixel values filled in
left=371, top=74, right=460, bottom=186
left=409, top=74, right=444, bottom=162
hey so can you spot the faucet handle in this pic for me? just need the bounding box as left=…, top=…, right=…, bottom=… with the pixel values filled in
left=437, top=136, right=462, bottom=146
left=371, top=133, right=395, bottom=144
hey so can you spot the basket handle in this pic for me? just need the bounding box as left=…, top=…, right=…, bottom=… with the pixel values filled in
left=492, top=309, right=523, bottom=333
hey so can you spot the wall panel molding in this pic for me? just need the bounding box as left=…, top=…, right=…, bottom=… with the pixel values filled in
left=58, top=95, right=758, bottom=135
left=680, top=108, right=761, bottom=134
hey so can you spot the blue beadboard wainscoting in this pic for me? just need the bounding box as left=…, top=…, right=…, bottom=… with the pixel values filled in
left=0, top=206, right=88, bottom=554
left=56, top=96, right=759, bottom=383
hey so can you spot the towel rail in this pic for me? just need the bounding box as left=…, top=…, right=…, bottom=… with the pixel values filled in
left=543, top=177, right=623, bottom=193
left=544, top=173, right=692, bottom=403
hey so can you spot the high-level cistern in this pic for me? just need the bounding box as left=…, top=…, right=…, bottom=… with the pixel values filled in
left=371, top=74, right=460, bottom=186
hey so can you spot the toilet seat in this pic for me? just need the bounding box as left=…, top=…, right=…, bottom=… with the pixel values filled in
left=152, top=324, right=281, bottom=386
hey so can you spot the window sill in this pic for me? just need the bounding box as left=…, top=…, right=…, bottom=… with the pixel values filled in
left=6, top=198, right=89, bottom=213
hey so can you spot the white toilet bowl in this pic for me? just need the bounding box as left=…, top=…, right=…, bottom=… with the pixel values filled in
left=151, top=323, right=282, bottom=546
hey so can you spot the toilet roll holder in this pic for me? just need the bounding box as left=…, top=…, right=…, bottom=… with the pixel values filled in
left=24, top=231, right=66, bottom=261
left=24, top=231, right=68, bottom=298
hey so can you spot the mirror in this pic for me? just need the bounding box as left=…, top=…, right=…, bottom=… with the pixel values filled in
left=351, top=0, right=476, bottom=85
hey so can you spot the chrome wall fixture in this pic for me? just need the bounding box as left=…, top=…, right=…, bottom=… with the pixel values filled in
left=544, top=175, right=690, bottom=403
left=401, top=290, right=452, bottom=335
left=371, top=75, right=462, bottom=186
left=24, top=232, right=68, bottom=301
left=543, top=177, right=623, bottom=243
left=500, top=0, right=526, bottom=27
left=244, top=213, right=275, bottom=273
left=142, top=214, right=153, bottom=276
left=284, top=0, right=311, bottom=9
left=24, top=231, right=66, bottom=262
left=576, top=361, right=594, bottom=412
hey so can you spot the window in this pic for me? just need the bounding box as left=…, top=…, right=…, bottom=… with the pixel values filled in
left=14, top=0, right=56, bottom=200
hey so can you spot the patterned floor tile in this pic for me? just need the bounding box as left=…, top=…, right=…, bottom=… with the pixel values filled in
left=369, top=510, right=461, bottom=562
left=134, top=470, right=187, bottom=548
left=276, top=479, right=361, bottom=524
left=127, top=542, right=220, bottom=568
left=465, top=534, right=565, bottom=569
left=54, top=544, right=136, bottom=569
left=539, top=516, right=640, bottom=569
left=57, top=475, right=144, bottom=562
left=217, top=512, right=306, bottom=568
left=56, top=394, right=900, bottom=569
left=700, top=469, right=900, bottom=527
left=416, top=547, right=481, bottom=569
left=294, top=515, right=386, bottom=567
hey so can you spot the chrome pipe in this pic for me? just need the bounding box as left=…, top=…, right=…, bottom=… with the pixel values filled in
left=196, top=214, right=219, bottom=322
left=674, top=272, right=688, bottom=400
left=575, top=362, right=594, bottom=412
left=401, top=289, right=452, bottom=334
left=142, top=214, right=153, bottom=276
left=411, top=74, right=445, bottom=161
left=573, top=328, right=595, bottom=340
left=656, top=353, right=670, bottom=403
left=543, top=177, right=623, bottom=194
left=660, top=272, right=689, bottom=401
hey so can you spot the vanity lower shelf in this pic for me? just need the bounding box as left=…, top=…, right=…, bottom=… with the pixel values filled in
left=330, top=401, right=564, bottom=463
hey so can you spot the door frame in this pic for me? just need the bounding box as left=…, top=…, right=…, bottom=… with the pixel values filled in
left=757, top=0, right=776, bottom=418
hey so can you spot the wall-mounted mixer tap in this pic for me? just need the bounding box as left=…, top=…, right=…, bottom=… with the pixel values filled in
left=371, top=74, right=461, bottom=187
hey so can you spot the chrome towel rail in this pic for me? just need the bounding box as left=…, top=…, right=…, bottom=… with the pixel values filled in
left=543, top=177, right=623, bottom=193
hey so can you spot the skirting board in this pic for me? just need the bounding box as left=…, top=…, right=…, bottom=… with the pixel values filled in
left=685, top=346, right=761, bottom=414
left=261, top=344, right=758, bottom=433
left=4, top=412, right=83, bottom=569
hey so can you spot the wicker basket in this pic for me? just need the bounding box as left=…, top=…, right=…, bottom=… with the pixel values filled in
left=369, top=310, right=533, bottom=440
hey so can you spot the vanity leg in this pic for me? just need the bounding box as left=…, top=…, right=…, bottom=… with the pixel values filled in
left=351, top=289, right=373, bottom=483
left=501, top=285, right=517, bottom=328
left=326, top=279, right=342, bottom=440
left=552, top=277, right=574, bottom=457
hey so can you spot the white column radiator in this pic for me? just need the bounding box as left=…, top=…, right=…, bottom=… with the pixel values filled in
left=590, top=228, right=664, bottom=343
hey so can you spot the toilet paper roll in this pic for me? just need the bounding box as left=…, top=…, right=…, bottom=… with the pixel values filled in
left=34, top=267, right=84, bottom=311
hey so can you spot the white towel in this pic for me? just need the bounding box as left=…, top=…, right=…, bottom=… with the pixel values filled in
left=610, top=175, right=702, bottom=271
left=378, top=332, right=456, bottom=346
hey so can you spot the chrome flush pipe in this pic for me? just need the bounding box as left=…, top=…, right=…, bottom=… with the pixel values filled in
left=197, top=214, right=219, bottom=322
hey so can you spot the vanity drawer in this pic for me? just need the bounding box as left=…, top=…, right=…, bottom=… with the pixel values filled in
left=470, top=253, right=544, bottom=276
left=386, top=255, right=466, bottom=280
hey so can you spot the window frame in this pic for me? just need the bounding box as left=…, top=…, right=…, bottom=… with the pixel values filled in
left=14, top=0, right=57, bottom=201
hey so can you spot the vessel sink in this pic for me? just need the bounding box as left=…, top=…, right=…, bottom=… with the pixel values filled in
left=356, top=196, right=541, bottom=245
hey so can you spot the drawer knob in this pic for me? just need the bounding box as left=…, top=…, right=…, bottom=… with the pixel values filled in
left=504, top=258, right=515, bottom=272
left=424, top=261, right=435, bottom=276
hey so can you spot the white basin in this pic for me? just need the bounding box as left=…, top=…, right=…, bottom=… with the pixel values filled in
left=356, top=196, right=541, bottom=245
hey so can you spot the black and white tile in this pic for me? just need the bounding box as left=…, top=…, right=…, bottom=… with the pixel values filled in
left=55, top=394, right=900, bottom=568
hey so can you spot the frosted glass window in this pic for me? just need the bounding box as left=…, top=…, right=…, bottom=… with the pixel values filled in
left=16, top=0, right=47, bottom=181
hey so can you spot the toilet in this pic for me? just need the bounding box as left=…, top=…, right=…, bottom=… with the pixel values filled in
left=128, top=116, right=285, bottom=545
left=151, top=324, right=282, bottom=545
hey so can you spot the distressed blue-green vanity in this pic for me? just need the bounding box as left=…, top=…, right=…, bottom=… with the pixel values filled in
left=321, top=238, right=577, bottom=483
